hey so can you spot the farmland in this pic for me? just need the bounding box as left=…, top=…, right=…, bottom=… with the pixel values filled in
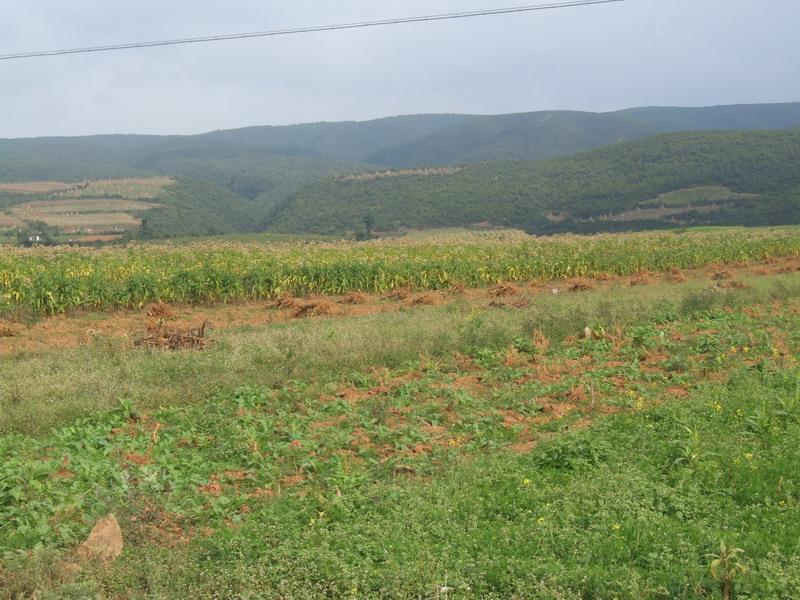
left=0, top=177, right=171, bottom=242
left=0, top=176, right=270, bottom=243
left=3, top=227, right=800, bottom=316
left=2, top=228, right=800, bottom=598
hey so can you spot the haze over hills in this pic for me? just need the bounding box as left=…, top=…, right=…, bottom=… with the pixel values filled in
left=1, top=102, right=800, bottom=238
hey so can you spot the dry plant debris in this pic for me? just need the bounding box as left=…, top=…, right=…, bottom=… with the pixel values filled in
left=134, top=321, right=212, bottom=350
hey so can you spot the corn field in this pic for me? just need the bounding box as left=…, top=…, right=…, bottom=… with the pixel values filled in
left=2, top=228, right=799, bottom=315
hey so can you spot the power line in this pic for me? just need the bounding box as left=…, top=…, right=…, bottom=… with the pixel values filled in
left=0, top=0, right=624, bottom=61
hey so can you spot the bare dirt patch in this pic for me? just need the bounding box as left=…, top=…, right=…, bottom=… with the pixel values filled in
left=666, top=386, right=690, bottom=398
left=535, top=399, right=577, bottom=421
left=123, top=452, right=152, bottom=466
left=198, top=480, right=223, bottom=497
left=510, top=440, right=538, bottom=454
left=280, top=474, right=305, bottom=487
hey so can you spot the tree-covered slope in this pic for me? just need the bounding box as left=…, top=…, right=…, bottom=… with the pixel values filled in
left=2, top=103, right=799, bottom=213
left=135, top=149, right=365, bottom=209
left=137, top=179, right=264, bottom=238
left=261, top=129, right=800, bottom=235
left=0, top=136, right=164, bottom=182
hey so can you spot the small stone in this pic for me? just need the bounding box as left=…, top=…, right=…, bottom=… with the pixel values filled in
left=583, top=326, right=592, bottom=339
left=77, top=513, right=123, bottom=565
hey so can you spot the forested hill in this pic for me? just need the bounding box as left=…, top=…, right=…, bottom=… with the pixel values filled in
left=2, top=103, right=800, bottom=211
left=261, top=128, right=800, bottom=235
left=367, top=103, right=800, bottom=167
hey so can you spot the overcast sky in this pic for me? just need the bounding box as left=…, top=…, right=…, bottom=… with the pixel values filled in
left=1, top=0, right=798, bottom=138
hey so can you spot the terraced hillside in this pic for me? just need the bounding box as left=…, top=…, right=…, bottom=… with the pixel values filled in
left=0, top=177, right=262, bottom=243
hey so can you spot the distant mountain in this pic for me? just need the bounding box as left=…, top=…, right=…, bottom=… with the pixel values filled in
left=362, top=111, right=654, bottom=167
left=2, top=102, right=799, bottom=225
left=616, top=103, right=800, bottom=133
left=364, top=103, right=800, bottom=167
left=261, top=128, right=800, bottom=235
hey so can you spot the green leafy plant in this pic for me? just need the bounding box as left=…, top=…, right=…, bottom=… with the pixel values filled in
left=708, top=541, right=747, bottom=600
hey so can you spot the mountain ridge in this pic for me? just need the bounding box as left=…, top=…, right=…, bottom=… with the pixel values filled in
left=2, top=102, right=800, bottom=237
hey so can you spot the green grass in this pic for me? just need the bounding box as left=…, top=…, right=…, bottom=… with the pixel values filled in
left=3, top=271, right=799, bottom=437
left=2, top=271, right=800, bottom=597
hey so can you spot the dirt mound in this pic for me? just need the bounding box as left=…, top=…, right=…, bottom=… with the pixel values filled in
left=268, top=294, right=299, bottom=310
left=146, top=302, right=175, bottom=320
left=489, top=283, right=519, bottom=297
left=338, top=292, right=367, bottom=305
left=385, top=288, right=411, bottom=300
left=568, top=279, right=594, bottom=292
left=629, top=273, right=653, bottom=286
left=0, top=322, right=17, bottom=338
left=134, top=321, right=212, bottom=350
left=665, top=268, right=687, bottom=283
left=411, top=293, right=442, bottom=306
left=712, top=270, right=732, bottom=281
left=294, top=301, right=338, bottom=318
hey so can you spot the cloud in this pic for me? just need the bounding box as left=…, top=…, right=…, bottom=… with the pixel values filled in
left=1, top=0, right=799, bottom=137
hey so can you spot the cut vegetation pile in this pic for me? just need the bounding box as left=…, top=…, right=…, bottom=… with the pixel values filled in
left=488, top=283, right=519, bottom=297
left=293, top=300, right=338, bottom=318
left=268, top=294, right=299, bottom=310
left=133, top=321, right=211, bottom=350
left=338, top=291, right=367, bottom=305
left=666, top=267, right=687, bottom=282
